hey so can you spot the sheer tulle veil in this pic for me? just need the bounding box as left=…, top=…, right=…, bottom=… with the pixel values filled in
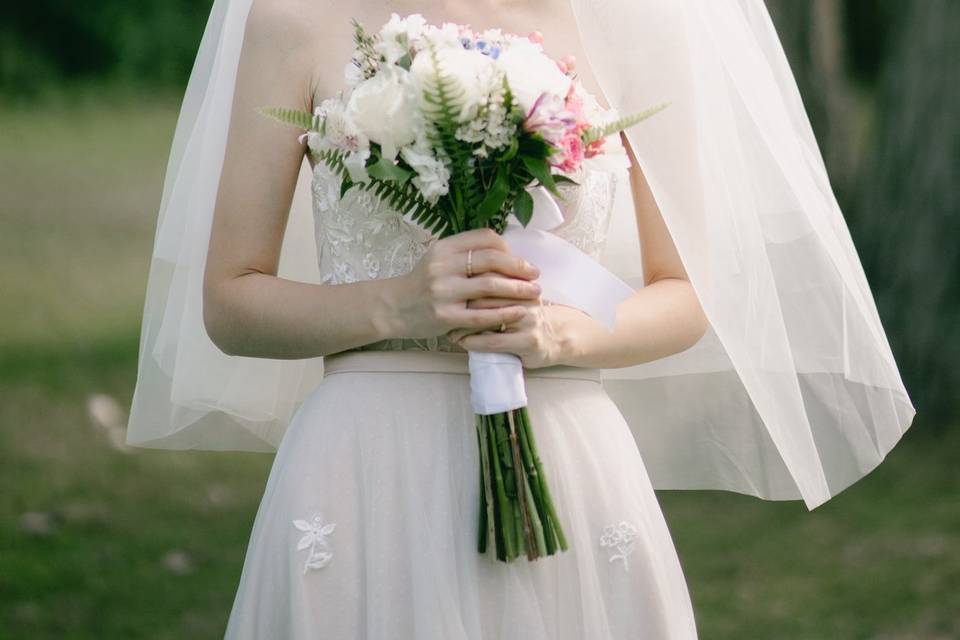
left=127, top=0, right=916, bottom=510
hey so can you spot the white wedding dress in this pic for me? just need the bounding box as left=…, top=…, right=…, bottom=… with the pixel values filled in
left=224, top=121, right=699, bottom=638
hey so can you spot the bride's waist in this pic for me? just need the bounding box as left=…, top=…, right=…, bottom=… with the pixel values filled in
left=325, top=347, right=602, bottom=382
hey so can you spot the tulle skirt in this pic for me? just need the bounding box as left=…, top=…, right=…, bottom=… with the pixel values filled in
left=224, top=350, right=698, bottom=639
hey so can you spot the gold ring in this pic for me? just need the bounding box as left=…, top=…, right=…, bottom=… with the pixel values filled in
left=498, top=321, right=507, bottom=332
left=466, top=249, right=474, bottom=278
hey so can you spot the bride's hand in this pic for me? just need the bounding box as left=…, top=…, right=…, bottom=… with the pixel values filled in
left=394, top=228, right=542, bottom=338
left=446, top=298, right=591, bottom=369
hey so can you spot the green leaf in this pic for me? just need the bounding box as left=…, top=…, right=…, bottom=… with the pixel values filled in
left=255, top=106, right=314, bottom=130
left=366, top=155, right=413, bottom=183
left=500, top=137, right=519, bottom=162
left=475, top=165, right=511, bottom=222
left=521, top=156, right=558, bottom=196
left=552, top=175, right=579, bottom=187
left=513, top=189, right=534, bottom=227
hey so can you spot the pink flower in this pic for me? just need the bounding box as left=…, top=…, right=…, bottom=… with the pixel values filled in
left=563, top=84, right=589, bottom=132
left=553, top=131, right=585, bottom=173
left=527, top=30, right=544, bottom=44
left=584, top=137, right=606, bottom=158
left=523, top=92, right=577, bottom=146
left=560, top=55, right=577, bottom=73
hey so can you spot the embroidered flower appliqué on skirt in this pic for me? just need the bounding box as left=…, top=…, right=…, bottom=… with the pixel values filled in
left=293, top=513, right=336, bottom=574
left=599, top=520, right=639, bottom=571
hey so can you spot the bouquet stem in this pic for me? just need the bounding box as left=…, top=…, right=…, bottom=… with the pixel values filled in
left=476, top=406, right=567, bottom=562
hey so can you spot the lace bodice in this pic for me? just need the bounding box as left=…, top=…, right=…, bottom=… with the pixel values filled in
left=312, top=140, right=629, bottom=352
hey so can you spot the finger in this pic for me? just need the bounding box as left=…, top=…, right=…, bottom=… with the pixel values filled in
left=468, top=248, right=539, bottom=280
left=467, top=296, right=540, bottom=310
left=441, top=228, right=510, bottom=254
left=457, top=273, right=541, bottom=302
left=446, top=327, right=481, bottom=343
left=447, top=313, right=525, bottom=342
left=457, top=330, right=526, bottom=353
left=444, top=305, right=528, bottom=331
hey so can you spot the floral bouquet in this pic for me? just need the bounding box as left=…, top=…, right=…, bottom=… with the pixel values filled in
left=259, top=13, right=667, bottom=562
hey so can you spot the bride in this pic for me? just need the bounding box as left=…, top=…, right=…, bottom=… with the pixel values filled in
left=126, top=0, right=916, bottom=637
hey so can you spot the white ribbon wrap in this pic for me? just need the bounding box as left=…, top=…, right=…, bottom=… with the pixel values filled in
left=467, top=185, right=636, bottom=415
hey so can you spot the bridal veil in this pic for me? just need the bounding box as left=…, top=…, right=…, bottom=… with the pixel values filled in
left=127, top=0, right=916, bottom=510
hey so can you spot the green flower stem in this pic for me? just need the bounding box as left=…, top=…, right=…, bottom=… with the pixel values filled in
left=506, top=410, right=538, bottom=560
left=476, top=418, right=485, bottom=552
left=487, top=414, right=515, bottom=561
left=522, top=461, right=548, bottom=557
left=475, top=416, right=489, bottom=553
left=520, top=406, right=568, bottom=551
left=479, top=417, right=497, bottom=554
left=516, top=407, right=555, bottom=555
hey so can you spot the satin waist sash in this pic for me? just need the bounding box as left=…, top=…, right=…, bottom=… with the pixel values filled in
left=322, top=350, right=602, bottom=383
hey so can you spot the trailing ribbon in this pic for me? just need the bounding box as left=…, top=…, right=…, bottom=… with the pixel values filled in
left=467, top=185, right=636, bottom=415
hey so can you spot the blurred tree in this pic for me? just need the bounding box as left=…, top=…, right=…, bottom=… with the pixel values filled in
left=0, top=0, right=213, bottom=96
left=765, top=0, right=859, bottom=207
left=854, top=0, right=960, bottom=429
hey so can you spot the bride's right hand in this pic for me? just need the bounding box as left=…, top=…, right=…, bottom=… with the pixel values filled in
left=394, top=228, right=542, bottom=339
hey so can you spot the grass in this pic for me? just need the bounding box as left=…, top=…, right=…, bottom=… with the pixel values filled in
left=1, top=98, right=956, bottom=639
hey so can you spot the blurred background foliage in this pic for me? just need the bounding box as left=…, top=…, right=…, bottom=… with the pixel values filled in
left=1, top=0, right=210, bottom=95
left=0, top=1, right=956, bottom=638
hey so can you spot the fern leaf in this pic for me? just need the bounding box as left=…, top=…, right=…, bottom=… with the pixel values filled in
left=312, top=145, right=450, bottom=236
left=581, top=101, right=671, bottom=145
left=256, top=106, right=314, bottom=131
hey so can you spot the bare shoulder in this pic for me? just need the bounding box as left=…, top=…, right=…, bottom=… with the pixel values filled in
left=245, top=0, right=354, bottom=107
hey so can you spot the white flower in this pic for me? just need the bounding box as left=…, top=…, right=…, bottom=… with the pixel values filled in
left=421, top=22, right=464, bottom=49
left=400, top=140, right=450, bottom=202
left=310, top=98, right=370, bottom=157
left=495, top=39, right=571, bottom=114
left=342, top=147, right=371, bottom=184
left=477, top=27, right=506, bottom=44
left=344, top=59, right=364, bottom=87
left=376, top=13, right=427, bottom=64
left=346, top=66, right=419, bottom=161
left=410, top=44, right=500, bottom=123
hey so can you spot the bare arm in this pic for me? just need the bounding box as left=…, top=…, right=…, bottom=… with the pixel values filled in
left=203, top=3, right=541, bottom=359
left=454, top=131, right=709, bottom=369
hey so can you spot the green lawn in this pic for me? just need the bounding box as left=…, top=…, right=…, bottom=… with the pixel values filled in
left=1, top=99, right=956, bottom=639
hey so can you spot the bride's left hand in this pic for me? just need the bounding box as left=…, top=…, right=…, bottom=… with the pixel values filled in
left=446, top=297, right=589, bottom=369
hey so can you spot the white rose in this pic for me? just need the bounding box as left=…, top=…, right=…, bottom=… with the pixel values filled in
left=495, top=40, right=571, bottom=114
left=410, top=45, right=498, bottom=122
left=346, top=66, right=419, bottom=161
